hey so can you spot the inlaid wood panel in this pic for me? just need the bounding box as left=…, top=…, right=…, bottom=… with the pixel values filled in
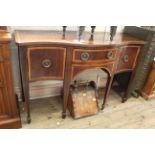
left=116, top=46, right=141, bottom=73
left=28, top=47, right=66, bottom=81
left=73, top=48, right=117, bottom=63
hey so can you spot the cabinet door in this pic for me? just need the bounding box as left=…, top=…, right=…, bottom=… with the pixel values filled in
left=0, top=55, right=21, bottom=128
left=0, top=63, right=11, bottom=121
left=116, top=46, right=140, bottom=73
left=27, top=47, right=66, bottom=81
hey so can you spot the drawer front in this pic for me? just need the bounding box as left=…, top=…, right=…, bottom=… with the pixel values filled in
left=28, top=47, right=66, bottom=81
left=116, top=46, right=141, bottom=72
left=71, top=62, right=115, bottom=79
left=73, top=48, right=117, bottom=63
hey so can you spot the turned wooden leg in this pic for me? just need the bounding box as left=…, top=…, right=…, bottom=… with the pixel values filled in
left=101, top=75, right=114, bottom=110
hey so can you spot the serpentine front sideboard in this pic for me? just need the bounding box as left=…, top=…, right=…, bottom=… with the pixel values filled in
left=15, top=30, right=145, bottom=123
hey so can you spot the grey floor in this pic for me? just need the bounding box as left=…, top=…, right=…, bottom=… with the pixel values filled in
left=20, top=89, right=155, bottom=129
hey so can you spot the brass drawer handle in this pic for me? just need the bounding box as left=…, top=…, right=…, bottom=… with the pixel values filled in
left=81, top=52, right=90, bottom=61
left=123, top=55, right=129, bottom=62
left=42, top=59, right=52, bottom=68
left=107, top=51, right=113, bottom=59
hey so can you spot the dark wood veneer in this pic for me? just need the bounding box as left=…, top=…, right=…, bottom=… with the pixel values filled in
left=116, top=46, right=141, bottom=73
left=28, top=47, right=66, bottom=81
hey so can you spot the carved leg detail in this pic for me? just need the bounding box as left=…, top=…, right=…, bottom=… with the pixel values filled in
left=101, top=75, right=114, bottom=110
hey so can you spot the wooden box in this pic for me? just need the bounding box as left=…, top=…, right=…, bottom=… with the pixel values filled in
left=68, top=81, right=99, bottom=119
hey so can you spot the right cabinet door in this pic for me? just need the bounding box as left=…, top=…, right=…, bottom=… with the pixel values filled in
left=116, top=46, right=141, bottom=73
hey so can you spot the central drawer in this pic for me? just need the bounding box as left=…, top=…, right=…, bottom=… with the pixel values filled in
left=73, top=48, right=117, bottom=63
left=27, top=47, right=66, bottom=81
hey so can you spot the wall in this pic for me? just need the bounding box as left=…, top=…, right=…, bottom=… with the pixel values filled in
left=9, top=26, right=124, bottom=100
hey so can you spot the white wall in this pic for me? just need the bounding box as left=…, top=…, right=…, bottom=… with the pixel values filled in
left=9, top=26, right=124, bottom=100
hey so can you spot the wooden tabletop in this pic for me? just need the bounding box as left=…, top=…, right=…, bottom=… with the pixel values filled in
left=15, top=30, right=146, bottom=47
left=0, top=32, right=11, bottom=42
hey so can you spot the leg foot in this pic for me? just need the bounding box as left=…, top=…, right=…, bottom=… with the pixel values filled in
left=101, top=104, right=105, bottom=110
left=62, top=112, right=66, bottom=119
left=27, top=116, right=31, bottom=124
left=122, top=97, right=127, bottom=103
left=131, top=91, right=140, bottom=98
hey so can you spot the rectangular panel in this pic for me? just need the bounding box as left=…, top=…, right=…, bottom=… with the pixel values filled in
left=28, top=47, right=66, bottom=81
left=116, top=46, right=141, bottom=73
left=0, top=63, right=8, bottom=117
left=73, top=48, right=117, bottom=63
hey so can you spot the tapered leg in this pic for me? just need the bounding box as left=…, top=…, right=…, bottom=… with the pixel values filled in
left=18, top=46, right=25, bottom=102
left=19, top=47, right=31, bottom=124
left=62, top=81, right=70, bottom=118
left=23, top=83, right=30, bottom=123
left=101, top=75, right=114, bottom=110
left=122, top=72, right=135, bottom=103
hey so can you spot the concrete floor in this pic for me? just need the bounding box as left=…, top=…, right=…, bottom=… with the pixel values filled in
left=20, top=90, right=155, bottom=129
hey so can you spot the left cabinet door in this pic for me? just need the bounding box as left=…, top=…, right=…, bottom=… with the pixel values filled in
left=0, top=46, right=21, bottom=128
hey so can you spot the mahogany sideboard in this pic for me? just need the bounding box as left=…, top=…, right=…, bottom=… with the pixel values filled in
left=15, top=30, right=146, bottom=123
left=0, top=31, right=21, bottom=128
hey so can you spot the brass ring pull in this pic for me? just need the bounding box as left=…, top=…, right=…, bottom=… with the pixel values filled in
left=42, top=59, right=52, bottom=68
left=123, top=55, right=129, bottom=62
left=81, top=52, right=90, bottom=60
left=107, top=51, right=113, bottom=59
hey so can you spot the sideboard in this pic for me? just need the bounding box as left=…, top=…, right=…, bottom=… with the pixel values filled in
left=15, top=30, right=145, bottom=123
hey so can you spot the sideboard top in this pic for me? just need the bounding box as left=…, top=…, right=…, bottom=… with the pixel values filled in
left=15, top=30, right=146, bottom=47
